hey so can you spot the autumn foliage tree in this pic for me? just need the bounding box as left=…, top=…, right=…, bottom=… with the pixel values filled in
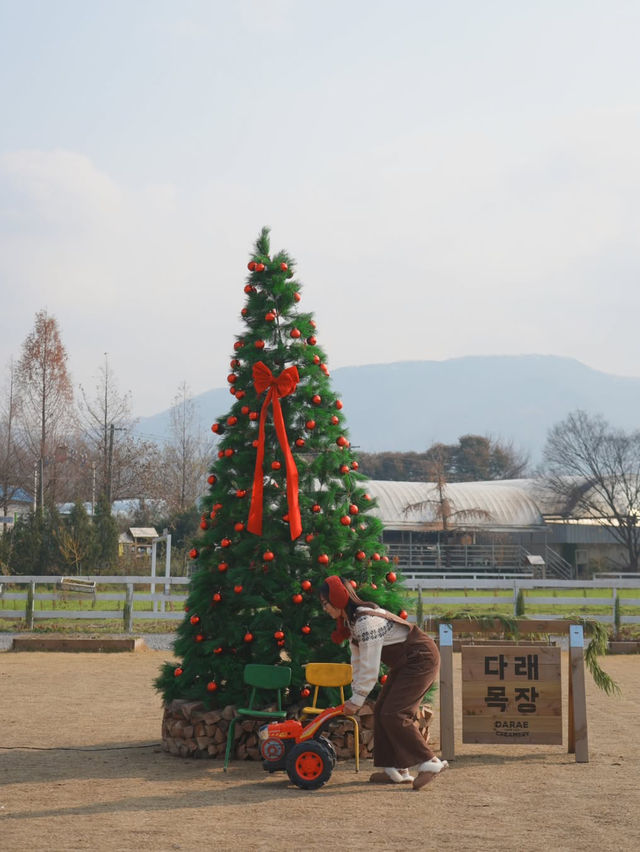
left=16, top=310, right=74, bottom=510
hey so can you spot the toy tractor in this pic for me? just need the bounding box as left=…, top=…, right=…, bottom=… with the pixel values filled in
left=259, top=704, right=345, bottom=789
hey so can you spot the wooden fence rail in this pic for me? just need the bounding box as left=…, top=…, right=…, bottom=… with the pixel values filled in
left=1, top=576, right=639, bottom=632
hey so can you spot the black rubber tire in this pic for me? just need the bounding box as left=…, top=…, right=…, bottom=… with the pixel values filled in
left=286, top=740, right=333, bottom=790
left=318, top=735, right=337, bottom=768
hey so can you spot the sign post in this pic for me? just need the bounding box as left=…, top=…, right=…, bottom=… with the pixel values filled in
left=436, top=619, right=589, bottom=763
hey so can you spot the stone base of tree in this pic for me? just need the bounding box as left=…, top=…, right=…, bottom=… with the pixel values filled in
left=161, top=699, right=433, bottom=761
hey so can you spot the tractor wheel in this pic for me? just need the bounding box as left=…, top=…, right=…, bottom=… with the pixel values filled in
left=318, top=735, right=337, bottom=768
left=286, top=740, right=333, bottom=790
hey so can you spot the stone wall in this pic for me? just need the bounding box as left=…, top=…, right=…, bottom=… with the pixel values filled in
left=161, top=699, right=432, bottom=761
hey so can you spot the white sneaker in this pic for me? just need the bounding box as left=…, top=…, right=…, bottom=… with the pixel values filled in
left=384, top=767, right=406, bottom=783
left=417, top=757, right=449, bottom=775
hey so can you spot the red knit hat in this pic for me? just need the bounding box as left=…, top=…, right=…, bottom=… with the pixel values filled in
left=323, top=576, right=351, bottom=644
left=325, top=575, right=349, bottom=609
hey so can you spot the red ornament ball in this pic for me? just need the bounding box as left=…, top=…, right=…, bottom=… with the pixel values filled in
left=189, top=548, right=199, bottom=559
left=317, top=553, right=329, bottom=565
left=174, top=667, right=183, bottom=677
left=292, top=593, right=303, bottom=604
left=207, top=474, right=217, bottom=485
left=274, top=630, right=285, bottom=641
left=301, top=625, right=311, bottom=635
left=190, top=615, right=200, bottom=625
left=234, top=522, right=245, bottom=532
left=221, top=538, right=232, bottom=548
left=311, top=394, right=322, bottom=405
left=236, top=489, right=247, bottom=498
left=349, top=504, right=359, bottom=515
left=280, top=262, right=288, bottom=271
left=244, top=632, right=254, bottom=643
left=307, top=336, right=317, bottom=346
left=290, top=328, right=301, bottom=339
left=234, top=584, right=243, bottom=594
left=306, top=420, right=316, bottom=430
left=399, top=610, right=408, bottom=620
left=340, top=515, right=351, bottom=526
left=224, top=448, right=234, bottom=457
left=255, top=339, right=265, bottom=349
left=356, top=551, right=366, bottom=561
left=271, top=460, right=282, bottom=470
left=335, top=399, right=343, bottom=410
left=301, top=687, right=311, bottom=698
left=336, top=436, right=348, bottom=447
left=263, top=550, right=275, bottom=561
left=248, top=261, right=257, bottom=271
left=218, top=562, right=229, bottom=572
left=312, top=504, right=321, bottom=514
left=227, top=373, right=237, bottom=384
left=244, top=284, right=255, bottom=294
left=195, top=633, right=204, bottom=642
left=295, top=438, right=305, bottom=447
left=386, top=571, right=397, bottom=583
left=330, top=416, right=339, bottom=426
left=294, top=292, right=301, bottom=302
left=340, top=464, right=350, bottom=475
left=255, top=262, right=265, bottom=272
left=227, top=416, right=238, bottom=426
left=301, top=580, right=312, bottom=591
left=211, top=423, right=224, bottom=434
left=265, top=311, right=276, bottom=322
left=380, top=674, right=388, bottom=684
left=206, top=681, right=218, bottom=692
left=212, top=592, right=222, bottom=603
left=305, top=533, right=314, bottom=543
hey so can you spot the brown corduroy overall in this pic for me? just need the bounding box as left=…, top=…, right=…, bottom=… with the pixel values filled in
left=357, top=611, right=440, bottom=768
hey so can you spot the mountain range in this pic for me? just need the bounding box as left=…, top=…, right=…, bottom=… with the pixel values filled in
left=135, top=355, right=640, bottom=463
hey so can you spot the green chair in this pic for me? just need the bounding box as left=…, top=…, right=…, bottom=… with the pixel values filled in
left=223, top=663, right=292, bottom=770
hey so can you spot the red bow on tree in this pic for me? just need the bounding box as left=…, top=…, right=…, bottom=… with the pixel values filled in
left=247, top=362, right=302, bottom=540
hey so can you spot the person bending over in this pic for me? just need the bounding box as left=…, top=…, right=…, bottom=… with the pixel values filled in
left=319, top=575, right=448, bottom=790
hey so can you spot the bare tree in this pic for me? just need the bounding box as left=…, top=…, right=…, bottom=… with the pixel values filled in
left=16, top=310, right=74, bottom=509
left=543, top=410, right=640, bottom=571
left=162, top=382, right=211, bottom=512
left=404, top=445, right=492, bottom=539
left=78, top=354, right=134, bottom=501
left=0, top=358, right=27, bottom=513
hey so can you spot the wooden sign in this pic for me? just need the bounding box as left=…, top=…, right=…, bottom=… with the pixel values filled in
left=461, top=645, right=562, bottom=745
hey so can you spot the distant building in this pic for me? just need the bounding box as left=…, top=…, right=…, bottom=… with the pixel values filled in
left=365, top=478, right=632, bottom=579
left=0, top=486, right=33, bottom=533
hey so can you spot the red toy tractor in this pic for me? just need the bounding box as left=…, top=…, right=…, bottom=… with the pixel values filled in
left=259, top=704, right=345, bottom=789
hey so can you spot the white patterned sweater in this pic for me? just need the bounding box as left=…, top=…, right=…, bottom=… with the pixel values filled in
left=349, top=606, right=410, bottom=707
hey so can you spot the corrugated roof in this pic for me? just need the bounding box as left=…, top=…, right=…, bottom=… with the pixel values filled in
left=364, top=479, right=546, bottom=531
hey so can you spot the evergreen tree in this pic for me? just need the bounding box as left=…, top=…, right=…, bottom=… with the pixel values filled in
left=155, top=228, right=406, bottom=708
left=93, top=493, right=119, bottom=572
left=54, top=501, right=96, bottom=575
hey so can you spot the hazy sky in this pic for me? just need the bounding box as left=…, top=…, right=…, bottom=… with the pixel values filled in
left=2, top=0, right=639, bottom=417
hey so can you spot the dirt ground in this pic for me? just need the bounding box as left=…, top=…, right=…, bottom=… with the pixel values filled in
left=0, top=646, right=638, bottom=852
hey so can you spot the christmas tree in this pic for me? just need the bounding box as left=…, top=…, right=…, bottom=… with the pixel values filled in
left=155, top=227, right=406, bottom=709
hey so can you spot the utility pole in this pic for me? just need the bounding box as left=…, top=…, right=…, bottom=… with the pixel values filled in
left=107, top=423, right=114, bottom=506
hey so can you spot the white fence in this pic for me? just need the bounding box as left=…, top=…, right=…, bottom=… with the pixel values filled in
left=1, top=575, right=639, bottom=631
left=0, top=575, right=190, bottom=632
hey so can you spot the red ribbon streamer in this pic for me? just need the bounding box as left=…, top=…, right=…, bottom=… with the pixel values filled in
left=247, top=361, right=302, bottom=540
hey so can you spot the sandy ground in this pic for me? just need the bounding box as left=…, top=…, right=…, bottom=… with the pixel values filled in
left=0, top=646, right=638, bottom=852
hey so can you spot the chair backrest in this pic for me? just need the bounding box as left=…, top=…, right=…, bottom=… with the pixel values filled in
left=243, top=664, right=292, bottom=711
left=304, top=662, right=353, bottom=708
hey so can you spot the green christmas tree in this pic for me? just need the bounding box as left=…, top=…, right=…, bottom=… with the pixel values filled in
left=155, top=228, right=406, bottom=709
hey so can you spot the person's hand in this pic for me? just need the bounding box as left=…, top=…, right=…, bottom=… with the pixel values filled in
left=343, top=700, right=359, bottom=715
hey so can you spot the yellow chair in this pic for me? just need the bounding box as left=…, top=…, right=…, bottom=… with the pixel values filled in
left=301, top=662, right=360, bottom=771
